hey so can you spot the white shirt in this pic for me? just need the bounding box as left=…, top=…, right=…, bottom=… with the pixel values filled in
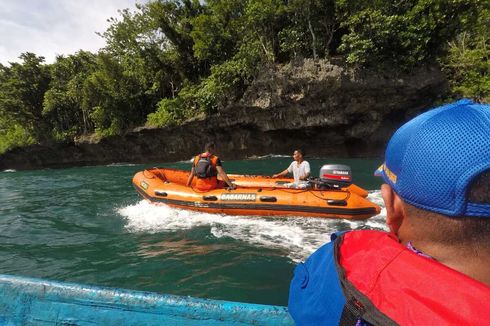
left=287, top=161, right=311, bottom=184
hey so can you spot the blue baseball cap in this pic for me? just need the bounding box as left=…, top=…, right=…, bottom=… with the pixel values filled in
left=375, top=99, right=490, bottom=217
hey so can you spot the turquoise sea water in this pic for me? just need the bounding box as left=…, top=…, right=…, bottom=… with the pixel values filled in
left=0, top=156, right=387, bottom=306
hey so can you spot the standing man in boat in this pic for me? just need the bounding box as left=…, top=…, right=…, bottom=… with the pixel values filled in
left=186, top=142, right=236, bottom=191
left=272, top=149, right=311, bottom=188
left=288, top=100, right=490, bottom=324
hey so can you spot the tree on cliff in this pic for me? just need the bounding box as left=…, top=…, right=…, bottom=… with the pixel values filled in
left=43, top=51, right=98, bottom=141
left=336, top=0, right=481, bottom=69
left=442, top=4, right=489, bottom=102
left=0, top=0, right=487, bottom=154
left=0, top=53, right=51, bottom=144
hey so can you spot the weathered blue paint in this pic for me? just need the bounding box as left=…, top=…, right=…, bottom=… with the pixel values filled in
left=0, top=274, right=293, bottom=325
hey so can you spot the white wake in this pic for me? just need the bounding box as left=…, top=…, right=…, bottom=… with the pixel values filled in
left=118, top=190, right=386, bottom=262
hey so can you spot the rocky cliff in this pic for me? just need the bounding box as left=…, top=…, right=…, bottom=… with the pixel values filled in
left=0, top=59, right=448, bottom=170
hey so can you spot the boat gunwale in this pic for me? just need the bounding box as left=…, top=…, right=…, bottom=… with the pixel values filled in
left=133, top=184, right=378, bottom=217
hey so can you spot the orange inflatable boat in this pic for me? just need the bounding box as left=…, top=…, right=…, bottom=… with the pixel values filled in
left=132, top=167, right=381, bottom=219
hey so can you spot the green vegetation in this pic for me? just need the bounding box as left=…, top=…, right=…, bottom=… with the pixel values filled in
left=441, top=4, right=489, bottom=102
left=0, top=0, right=488, bottom=153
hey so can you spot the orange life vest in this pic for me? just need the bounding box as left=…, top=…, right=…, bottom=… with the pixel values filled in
left=193, top=153, right=219, bottom=191
left=337, top=231, right=490, bottom=324
left=289, top=230, right=490, bottom=325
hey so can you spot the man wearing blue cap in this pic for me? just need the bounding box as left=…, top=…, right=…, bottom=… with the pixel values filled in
left=288, top=99, right=490, bottom=325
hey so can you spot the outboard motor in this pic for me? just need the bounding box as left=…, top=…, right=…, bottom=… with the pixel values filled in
left=309, top=164, right=352, bottom=190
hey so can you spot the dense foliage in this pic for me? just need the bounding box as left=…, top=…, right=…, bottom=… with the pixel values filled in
left=441, top=4, right=489, bottom=102
left=0, top=0, right=487, bottom=153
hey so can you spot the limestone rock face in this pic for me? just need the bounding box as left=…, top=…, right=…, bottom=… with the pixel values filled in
left=0, top=59, right=448, bottom=170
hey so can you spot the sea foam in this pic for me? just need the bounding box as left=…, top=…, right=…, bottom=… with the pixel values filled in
left=118, top=190, right=386, bottom=262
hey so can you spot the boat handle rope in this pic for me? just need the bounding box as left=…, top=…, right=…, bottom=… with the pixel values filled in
left=143, top=169, right=155, bottom=179
left=152, top=167, right=168, bottom=182
left=310, top=189, right=351, bottom=202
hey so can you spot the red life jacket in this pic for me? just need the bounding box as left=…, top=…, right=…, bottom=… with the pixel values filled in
left=336, top=231, right=490, bottom=325
left=193, top=153, right=219, bottom=191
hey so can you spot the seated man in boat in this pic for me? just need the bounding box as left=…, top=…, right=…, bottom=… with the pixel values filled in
left=272, top=149, right=311, bottom=188
left=288, top=100, right=490, bottom=325
left=186, top=142, right=236, bottom=191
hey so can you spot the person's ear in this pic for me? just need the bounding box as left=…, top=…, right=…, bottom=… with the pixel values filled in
left=381, top=184, right=405, bottom=235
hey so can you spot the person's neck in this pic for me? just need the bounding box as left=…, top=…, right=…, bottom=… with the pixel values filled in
left=408, top=240, right=490, bottom=286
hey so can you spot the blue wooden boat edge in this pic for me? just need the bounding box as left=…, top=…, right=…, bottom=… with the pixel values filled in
left=0, top=274, right=294, bottom=325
